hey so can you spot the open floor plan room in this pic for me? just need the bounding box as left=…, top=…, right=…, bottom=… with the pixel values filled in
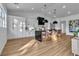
left=0, top=3, right=79, bottom=56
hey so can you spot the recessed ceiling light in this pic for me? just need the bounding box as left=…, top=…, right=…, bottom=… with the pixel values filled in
left=62, top=5, right=66, bottom=8
left=16, top=6, right=19, bottom=8
left=68, top=11, right=71, bottom=14
left=48, top=11, right=51, bottom=14
left=53, top=16, right=56, bottom=17
left=32, top=8, right=34, bottom=10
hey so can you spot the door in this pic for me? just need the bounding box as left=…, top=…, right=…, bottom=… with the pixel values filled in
left=60, top=21, right=66, bottom=33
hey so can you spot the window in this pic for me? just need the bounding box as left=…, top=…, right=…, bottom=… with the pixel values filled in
left=19, top=29, right=22, bottom=32
left=3, top=20, right=5, bottom=27
left=13, top=24, right=17, bottom=28
left=12, top=18, right=26, bottom=32
left=13, top=19, right=18, bottom=30
left=14, top=19, right=18, bottom=23
left=19, top=21, right=26, bottom=32
left=0, top=7, right=6, bottom=28
left=0, top=7, right=1, bottom=17
left=19, top=22, right=23, bottom=32
left=2, top=10, right=5, bottom=19
left=2, top=11, right=6, bottom=28
left=23, top=22, right=25, bottom=29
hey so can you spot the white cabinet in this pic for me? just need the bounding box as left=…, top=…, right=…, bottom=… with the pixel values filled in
left=72, top=37, right=79, bottom=55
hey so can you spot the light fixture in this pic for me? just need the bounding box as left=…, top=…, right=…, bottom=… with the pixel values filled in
left=48, top=11, right=51, bottom=14
left=68, top=11, right=71, bottom=14
left=32, top=8, right=34, bottom=10
left=16, top=6, right=19, bottom=8
left=53, top=15, right=56, bottom=18
left=53, top=21, right=58, bottom=24
left=62, top=5, right=66, bottom=8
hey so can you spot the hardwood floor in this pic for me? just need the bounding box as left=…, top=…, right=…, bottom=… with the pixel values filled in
left=2, top=34, right=74, bottom=56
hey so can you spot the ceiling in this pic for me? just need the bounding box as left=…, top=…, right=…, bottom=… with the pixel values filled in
left=3, top=3, right=79, bottom=18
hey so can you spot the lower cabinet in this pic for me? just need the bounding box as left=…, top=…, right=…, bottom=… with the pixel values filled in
left=72, top=37, right=79, bottom=56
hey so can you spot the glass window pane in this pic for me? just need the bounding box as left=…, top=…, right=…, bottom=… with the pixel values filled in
left=20, top=22, right=22, bottom=27
left=14, top=24, right=17, bottom=28
left=19, top=29, right=22, bottom=32
left=14, top=19, right=18, bottom=23
left=2, top=10, right=5, bottom=18
left=3, top=20, right=5, bottom=27
left=0, top=7, right=1, bottom=17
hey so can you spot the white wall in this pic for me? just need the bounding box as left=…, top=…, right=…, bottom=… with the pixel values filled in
left=7, top=13, right=52, bottom=39
left=0, top=28, right=7, bottom=55
left=8, top=12, right=79, bottom=38
left=52, top=14, right=79, bottom=35
left=0, top=4, right=7, bottom=55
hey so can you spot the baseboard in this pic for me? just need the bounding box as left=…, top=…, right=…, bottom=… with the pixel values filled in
left=8, top=36, right=35, bottom=40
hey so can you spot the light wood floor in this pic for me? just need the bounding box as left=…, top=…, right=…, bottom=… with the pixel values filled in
left=2, top=34, right=74, bottom=56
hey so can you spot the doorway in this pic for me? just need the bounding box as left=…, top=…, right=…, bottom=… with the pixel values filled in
left=60, top=21, right=66, bottom=34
